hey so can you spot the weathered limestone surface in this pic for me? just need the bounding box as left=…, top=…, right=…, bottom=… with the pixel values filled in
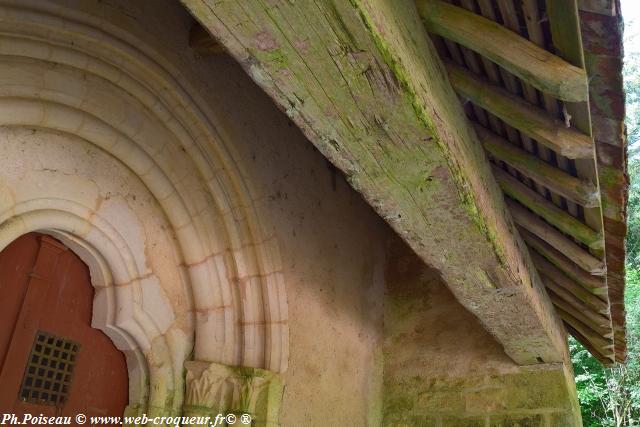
left=383, top=238, right=582, bottom=426
left=183, top=0, right=568, bottom=365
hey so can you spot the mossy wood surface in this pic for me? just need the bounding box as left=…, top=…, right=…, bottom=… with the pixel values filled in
left=183, top=0, right=569, bottom=364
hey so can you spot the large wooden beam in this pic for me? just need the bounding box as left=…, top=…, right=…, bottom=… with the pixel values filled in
left=493, top=166, right=602, bottom=250
left=183, top=0, right=568, bottom=365
left=507, top=200, right=605, bottom=274
left=416, top=0, right=588, bottom=102
left=476, top=125, right=598, bottom=207
left=447, top=63, right=594, bottom=159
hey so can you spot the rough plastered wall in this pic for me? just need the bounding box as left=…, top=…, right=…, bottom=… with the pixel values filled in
left=42, top=0, right=388, bottom=424
left=384, top=238, right=582, bottom=427
left=196, top=57, right=388, bottom=427
left=202, top=57, right=389, bottom=424
left=200, top=47, right=389, bottom=427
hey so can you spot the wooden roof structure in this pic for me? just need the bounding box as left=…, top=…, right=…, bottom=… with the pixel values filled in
left=417, top=0, right=627, bottom=364
left=184, top=0, right=627, bottom=366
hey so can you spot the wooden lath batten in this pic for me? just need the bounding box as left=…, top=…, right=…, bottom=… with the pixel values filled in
left=417, top=0, right=626, bottom=364
left=418, top=0, right=589, bottom=102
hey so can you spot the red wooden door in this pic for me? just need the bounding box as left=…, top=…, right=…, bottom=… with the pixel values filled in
left=0, top=233, right=128, bottom=421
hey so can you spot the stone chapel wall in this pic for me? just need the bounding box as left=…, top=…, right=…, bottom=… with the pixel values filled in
left=18, top=1, right=583, bottom=425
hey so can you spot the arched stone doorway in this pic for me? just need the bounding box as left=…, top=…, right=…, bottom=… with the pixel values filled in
left=0, top=232, right=128, bottom=419
left=0, top=0, right=287, bottom=421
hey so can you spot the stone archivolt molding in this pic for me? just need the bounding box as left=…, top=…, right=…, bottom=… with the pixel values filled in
left=0, top=0, right=287, bottom=416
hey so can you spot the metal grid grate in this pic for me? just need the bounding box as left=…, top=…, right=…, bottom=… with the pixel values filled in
left=19, top=331, right=80, bottom=406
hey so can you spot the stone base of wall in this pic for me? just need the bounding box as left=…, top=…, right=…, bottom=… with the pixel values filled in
left=383, top=238, right=582, bottom=427
left=384, top=413, right=577, bottom=427
left=384, top=365, right=581, bottom=426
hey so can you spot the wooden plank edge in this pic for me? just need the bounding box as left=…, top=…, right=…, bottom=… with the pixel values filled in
left=446, top=62, right=594, bottom=159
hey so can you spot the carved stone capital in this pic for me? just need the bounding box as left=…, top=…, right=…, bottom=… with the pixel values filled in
left=184, top=361, right=283, bottom=427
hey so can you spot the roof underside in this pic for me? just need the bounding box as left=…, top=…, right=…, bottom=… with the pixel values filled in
left=184, top=0, right=627, bottom=366
left=418, top=0, right=627, bottom=364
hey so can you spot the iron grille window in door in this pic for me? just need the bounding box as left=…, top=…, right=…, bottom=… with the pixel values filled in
left=19, top=331, right=80, bottom=406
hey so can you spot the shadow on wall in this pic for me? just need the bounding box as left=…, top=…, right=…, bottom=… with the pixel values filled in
left=384, top=237, right=517, bottom=379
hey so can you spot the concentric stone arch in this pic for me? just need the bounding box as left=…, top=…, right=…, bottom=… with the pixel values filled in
left=0, top=0, right=288, bottom=415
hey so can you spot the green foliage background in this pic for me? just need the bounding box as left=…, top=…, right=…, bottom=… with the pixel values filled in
left=571, top=5, right=640, bottom=425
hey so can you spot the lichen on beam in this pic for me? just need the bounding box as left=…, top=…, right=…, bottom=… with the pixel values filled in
left=416, top=0, right=588, bottom=102
left=183, top=0, right=569, bottom=365
left=447, top=62, right=594, bottom=159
